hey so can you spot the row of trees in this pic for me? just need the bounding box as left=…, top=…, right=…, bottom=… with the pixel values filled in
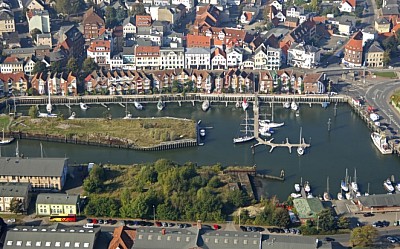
left=83, top=160, right=252, bottom=222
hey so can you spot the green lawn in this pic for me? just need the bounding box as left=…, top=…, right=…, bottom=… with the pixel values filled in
left=373, top=71, right=398, bottom=79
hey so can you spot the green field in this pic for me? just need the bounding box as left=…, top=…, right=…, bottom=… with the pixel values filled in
left=10, top=117, right=196, bottom=147
left=373, top=71, right=397, bottom=79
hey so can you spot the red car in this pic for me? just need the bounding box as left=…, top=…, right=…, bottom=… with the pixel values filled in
left=92, top=219, right=98, bottom=224
left=155, top=221, right=162, bottom=227
left=213, top=224, right=220, bottom=230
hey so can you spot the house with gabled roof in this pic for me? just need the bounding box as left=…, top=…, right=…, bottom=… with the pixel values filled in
left=0, top=56, right=23, bottom=74
left=258, top=70, right=274, bottom=93
left=151, top=70, right=175, bottom=92
left=54, top=25, right=85, bottom=59
left=108, top=226, right=136, bottom=249
left=339, top=0, right=356, bottom=12
left=82, top=7, right=105, bottom=42
left=365, top=41, right=385, bottom=67
left=0, top=72, right=28, bottom=96
left=191, top=69, right=212, bottom=93
left=303, top=73, right=325, bottom=94
left=211, top=47, right=226, bottom=70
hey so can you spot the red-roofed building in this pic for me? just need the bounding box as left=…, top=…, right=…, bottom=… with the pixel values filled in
left=343, top=31, right=364, bottom=67
left=87, top=40, right=111, bottom=66
left=0, top=72, right=29, bottom=96
left=135, top=46, right=160, bottom=70
left=83, top=7, right=105, bottom=42
left=0, top=57, right=23, bottom=73
left=108, top=226, right=136, bottom=249
left=211, top=47, right=226, bottom=69
left=186, top=34, right=211, bottom=48
left=339, top=0, right=356, bottom=12
left=135, top=15, right=152, bottom=27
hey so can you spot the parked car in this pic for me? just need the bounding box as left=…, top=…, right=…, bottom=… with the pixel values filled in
left=86, top=218, right=93, bottom=223
left=98, top=219, right=104, bottom=224
left=155, top=221, right=162, bottom=227
left=363, top=213, right=374, bottom=217
left=387, top=237, right=396, bottom=243
left=325, top=237, right=335, bottom=242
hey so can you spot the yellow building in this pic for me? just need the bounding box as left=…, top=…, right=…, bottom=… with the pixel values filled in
left=375, top=17, right=390, bottom=33
left=366, top=41, right=385, bottom=67
left=0, top=9, right=15, bottom=33
left=0, top=157, right=68, bottom=190
left=36, top=193, right=80, bottom=216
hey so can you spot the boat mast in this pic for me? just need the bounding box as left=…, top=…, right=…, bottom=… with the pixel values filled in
left=245, top=111, right=248, bottom=135
left=299, top=127, right=302, bottom=144
left=2, top=128, right=4, bottom=141
left=345, top=168, right=348, bottom=185
left=354, top=168, right=357, bottom=184
left=272, top=99, right=274, bottom=122
left=367, top=182, right=370, bottom=194
left=15, top=140, right=19, bottom=158
left=327, top=176, right=329, bottom=193
left=40, top=142, right=43, bottom=158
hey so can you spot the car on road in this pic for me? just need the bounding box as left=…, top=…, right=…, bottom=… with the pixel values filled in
left=387, top=237, right=396, bottom=243
left=363, top=212, right=374, bottom=217
left=325, top=237, right=335, bottom=242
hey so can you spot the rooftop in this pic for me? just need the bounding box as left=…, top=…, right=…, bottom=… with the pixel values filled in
left=293, top=198, right=324, bottom=219
left=36, top=193, right=79, bottom=205
left=358, top=193, right=400, bottom=207
left=0, top=157, right=67, bottom=177
left=0, top=182, right=30, bottom=197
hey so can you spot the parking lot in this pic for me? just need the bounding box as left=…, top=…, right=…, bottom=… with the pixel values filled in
left=318, top=35, right=348, bottom=54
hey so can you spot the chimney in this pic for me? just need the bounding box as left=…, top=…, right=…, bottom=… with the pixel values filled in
left=197, top=220, right=202, bottom=230
left=161, top=229, right=166, bottom=235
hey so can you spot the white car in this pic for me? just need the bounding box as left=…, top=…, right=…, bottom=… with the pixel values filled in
left=387, top=237, right=396, bottom=243
left=7, top=218, right=15, bottom=223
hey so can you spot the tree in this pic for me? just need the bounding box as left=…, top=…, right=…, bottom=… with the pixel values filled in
left=50, top=61, right=63, bottom=74
left=350, top=225, right=378, bottom=247
left=382, top=36, right=398, bottom=55
left=32, top=61, right=47, bottom=75
left=383, top=50, right=391, bottom=66
left=28, top=88, right=39, bottom=96
left=83, top=165, right=105, bottom=193
left=263, top=6, right=270, bottom=21
left=375, top=0, right=383, bottom=8
left=54, top=0, right=84, bottom=15
left=30, top=28, right=42, bottom=40
left=66, top=58, right=79, bottom=74
left=310, top=0, right=319, bottom=12
left=272, top=207, right=290, bottom=228
left=9, top=198, right=23, bottom=214
left=105, top=6, right=117, bottom=28
left=129, top=3, right=146, bottom=16
left=82, top=58, right=99, bottom=75
left=317, top=209, right=337, bottom=232
left=28, top=105, right=38, bottom=118
left=337, top=216, right=350, bottom=229
left=227, top=189, right=249, bottom=208
left=116, top=8, right=127, bottom=23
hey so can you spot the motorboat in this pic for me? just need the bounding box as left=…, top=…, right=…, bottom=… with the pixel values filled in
left=345, top=192, right=352, bottom=200
left=157, top=99, right=165, bottom=111
left=199, top=128, right=206, bottom=137
left=383, top=179, right=395, bottom=193
left=259, top=128, right=272, bottom=137
left=291, top=193, right=302, bottom=198
left=80, top=102, right=88, bottom=110
left=0, top=128, right=14, bottom=145
left=294, top=184, right=301, bottom=192
left=307, top=193, right=314, bottom=198
left=295, top=110, right=300, bottom=117
left=134, top=101, right=143, bottom=110
left=259, top=120, right=284, bottom=128
left=396, top=183, right=400, bottom=192
left=341, top=180, right=349, bottom=192
left=369, top=113, right=379, bottom=122
left=201, top=100, right=209, bottom=112
left=291, top=101, right=298, bottom=111
left=235, top=100, right=240, bottom=108
left=304, top=181, right=311, bottom=192
left=364, top=192, right=369, bottom=196
left=337, top=193, right=343, bottom=200
left=297, top=147, right=304, bottom=155
left=242, top=98, right=249, bottom=111
left=283, top=101, right=290, bottom=109
left=356, top=192, right=361, bottom=197
left=374, top=121, right=380, bottom=126
left=323, top=192, right=331, bottom=201
left=123, top=113, right=133, bottom=119
left=38, top=112, right=57, bottom=118
left=371, top=132, right=392, bottom=154
left=68, top=112, right=76, bottom=120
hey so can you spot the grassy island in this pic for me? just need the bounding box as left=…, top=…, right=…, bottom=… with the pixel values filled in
left=9, top=116, right=196, bottom=147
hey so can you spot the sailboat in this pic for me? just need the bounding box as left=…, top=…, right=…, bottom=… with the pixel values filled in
left=233, top=111, right=254, bottom=143
left=242, top=98, right=249, bottom=111
left=68, top=112, right=76, bottom=120
left=351, top=168, right=359, bottom=193
left=201, top=100, right=209, bottom=112
left=291, top=100, right=298, bottom=111
left=365, top=183, right=370, bottom=196
left=304, top=181, right=311, bottom=192
left=283, top=101, right=290, bottom=109
left=323, top=177, right=331, bottom=201
left=259, top=101, right=284, bottom=128
left=0, top=128, right=14, bottom=145
left=123, top=100, right=132, bottom=119
left=341, top=168, right=349, bottom=192
left=46, top=81, right=52, bottom=113
left=157, top=99, right=165, bottom=111
left=337, top=192, right=343, bottom=200
left=80, top=102, right=88, bottom=110
left=297, top=127, right=305, bottom=155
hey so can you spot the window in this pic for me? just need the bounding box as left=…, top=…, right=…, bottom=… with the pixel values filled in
left=65, top=242, right=71, bottom=247
left=55, top=242, right=61, bottom=247
left=83, top=243, right=90, bottom=247
left=74, top=242, right=80, bottom=247
left=35, top=242, right=41, bottom=246
left=6, top=241, right=13, bottom=246
left=45, top=241, right=51, bottom=247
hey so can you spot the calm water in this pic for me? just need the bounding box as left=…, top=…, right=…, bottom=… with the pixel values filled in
left=4, top=102, right=400, bottom=200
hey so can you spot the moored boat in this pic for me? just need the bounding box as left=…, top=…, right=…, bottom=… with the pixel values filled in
left=157, top=99, right=165, bottom=111
left=0, top=128, right=14, bottom=145
left=123, top=113, right=133, bottom=119
left=134, top=101, right=143, bottom=110
left=259, top=120, right=284, bottom=128
left=291, top=101, right=298, bottom=111
left=371, top=132, right=392, bottom=154
left=199, top=128, right=206, bottom=137
left=307, top=193, right=314, bottom=198
left=80, top=102, right=88, bottom=110
left=291, top=193, right=302, bottom=198
left=369, top=113, right=379, bottom=122
left=68, top=112, right=76, bottom=120
left=283, top=101, right=290, bottom=109
left=38, top=112, right=58, bottom=118
left=396, top=183, right=400, bottom=192
left=341, top=180, right=349, bottom=192
left=384, top=178, right=395, bottom=193
left=242, top=98, right=249, bottom=111
left=297, top=147, right=304, bottom=155
left=337, top=192, right=343, bottom=200
left=323, top=192, right=331, bottom=201
left=295, top=110, right=300, bottom=117
left=304, top=181, right=311, bottom=192
left=345, top=192, right=352, bottom=200
left=294, top=184, right=301, bottom=192
left=233, top=111, right=254, bottom=143
left=201, top=100, right=209, bottom=112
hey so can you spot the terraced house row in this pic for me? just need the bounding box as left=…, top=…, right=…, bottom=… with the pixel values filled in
left=84, top=69, right=327, bottom=95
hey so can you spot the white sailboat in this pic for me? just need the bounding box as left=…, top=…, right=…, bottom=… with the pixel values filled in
left=38, top=111, right=57, bottom=118
left=0, top=128, right=14, bottom=145
left=202, top=100, right=210, bottom=112
left=123, top=101, right=132, bottom=119
left=291, top=193, right=302, bottom=198
left=337, top=192, right=343, bottom=200
left=291, top=101, right=298, bottom=111
left=297, top=127, right=304, bottom=156
left=323, top=177, right=331, bottom=201
left=351, top=168, right=359, bottom=193
left=304, top=181, right=311, bottom=192
left=233, top=111, right=254, bottom=143
left=46, top=81, right=52, bottom=113
left=68, top=112, right=76, bottom=120
left=341, top=168, right=349, bottom=192
left=157, top=99, right=165, bottom=111
left=365, top=182, right=370, bottom=196
left=294, top=183, right=301, bottom=192
left=134, top=101, right=143, bottom=110
left=283, top=101, right=290, bottom=109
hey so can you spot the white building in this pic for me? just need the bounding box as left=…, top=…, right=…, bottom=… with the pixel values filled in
left=122, top=17, right=136, bottom=37
left=109, top=54, right=124, bottom=70
left=135, top=45, right=161, bottom=70
left=270, top=0, right=283, bottom=11
left=287, top=42, right=321, bottom=69
left=254, top=44, right=281, bottom=70
left=23, top=57, right=36, bottom=76
left=86, top=40, right=111, bottom=65
left=185, top=47, right=211, bottom=70
left=27, top=9, right=50, bottom=33
left=226, top=48, right=242, bottom=68
left=211, top=47, right=226, bottom=70
left=160, top=47, right=185, bottom=69
left=339, top=0, right=356, bottom=12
